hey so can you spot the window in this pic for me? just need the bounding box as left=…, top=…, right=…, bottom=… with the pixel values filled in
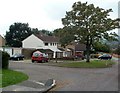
left=50, top=43, right=52, bottom=46
left=45, top=43, right=48, bottom=46
left=53, top=43, right=54, bottom=46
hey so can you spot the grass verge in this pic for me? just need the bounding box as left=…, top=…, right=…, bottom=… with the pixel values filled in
left=0, top=70, right=2, bottom=88
left=1, top=69, right=28, bottom=87
left=58, top=60, right=115, bottom=68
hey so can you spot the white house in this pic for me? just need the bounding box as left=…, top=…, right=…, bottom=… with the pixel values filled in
left=0, top=47, right=22, bottom=56
left=22, top=34, right=62, bottom=58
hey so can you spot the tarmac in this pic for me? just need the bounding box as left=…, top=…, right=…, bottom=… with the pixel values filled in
left=2, top=79, right=56, bottom=93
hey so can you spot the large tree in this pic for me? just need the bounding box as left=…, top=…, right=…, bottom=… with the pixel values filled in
left=93, top=41, right=111, bottom=53
left=5, top=22, right=32, bottom=47
left=32, top=28, right=53, bottom=36
left=53, top=27, right=75, bottom=47
left=62, top=1, right=119, bottom=62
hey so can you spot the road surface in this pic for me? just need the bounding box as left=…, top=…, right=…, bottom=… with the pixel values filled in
left=9, top=58, right=118, bottom=91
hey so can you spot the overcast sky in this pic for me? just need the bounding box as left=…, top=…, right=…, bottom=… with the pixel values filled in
left=0, top=0, right=119, bottom=36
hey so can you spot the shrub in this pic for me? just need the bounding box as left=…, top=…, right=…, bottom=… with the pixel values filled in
left=2, top=51, right=10, bottom=69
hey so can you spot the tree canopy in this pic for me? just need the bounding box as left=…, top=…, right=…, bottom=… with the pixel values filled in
left=93, top=41, right=111, bottom=53
left=62, top=1, right=119, bottom=62
left=5, top=22, right=53, bottom=47
left=53, top=27, right=76, bottom=47
left=5, top=22, right=32, bottom=47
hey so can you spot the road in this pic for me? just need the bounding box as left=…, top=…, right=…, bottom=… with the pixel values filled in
left=9, top=58, right=118, bottom=91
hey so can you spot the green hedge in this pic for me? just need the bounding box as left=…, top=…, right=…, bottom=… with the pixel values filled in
left=2, top=51, right=10, bottom=69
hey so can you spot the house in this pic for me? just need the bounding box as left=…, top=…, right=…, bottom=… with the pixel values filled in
left=0, top=35, right=5, bottom=47
left=74, top=43, right=86, bottom=56
left=22, top=34, right=62, bottom=58
left=0, top=47, right=22, bottom=57
left=58, top=47, right=72, bottom=57
left=58, top=42, right=86, bottom=57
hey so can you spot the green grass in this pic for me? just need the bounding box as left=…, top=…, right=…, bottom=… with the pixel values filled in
left=58, top=60, right=115, bottom=68
left=1, top=69, right=28, bottom=87
left=0, top=70, right=2, bottom=88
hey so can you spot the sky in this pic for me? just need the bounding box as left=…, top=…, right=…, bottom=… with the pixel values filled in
left=0, top=0, right=119, bottom=37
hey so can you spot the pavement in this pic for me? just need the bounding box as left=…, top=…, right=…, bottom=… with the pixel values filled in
left=2, top=79, right=56, bottom=92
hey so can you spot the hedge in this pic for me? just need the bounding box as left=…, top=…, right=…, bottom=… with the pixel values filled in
left=2, top=51, right=10, bottom=69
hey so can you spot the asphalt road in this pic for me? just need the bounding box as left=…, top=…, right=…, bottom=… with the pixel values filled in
left=9, top=59, right=119, bottom=91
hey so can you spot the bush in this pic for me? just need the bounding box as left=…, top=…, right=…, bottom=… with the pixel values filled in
left=2, top=51, right=10, bottom=69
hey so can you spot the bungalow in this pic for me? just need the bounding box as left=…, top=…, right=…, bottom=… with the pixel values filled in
left=22, top=34, right=62, bottom=58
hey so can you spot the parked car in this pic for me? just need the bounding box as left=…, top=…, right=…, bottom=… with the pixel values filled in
left=74, top=54, right=85, bottom=60
left=10, top=53, right=24, bottom=61
left=98, top=54, right=112, bottom=60
left=31, top=51, right=48, bottom=63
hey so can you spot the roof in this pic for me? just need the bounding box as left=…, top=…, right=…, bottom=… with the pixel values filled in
left=58, top=48, right=65, bottom=51
left=75, top=43, right=86, bottom=51
left=35, top=34, right=59, bottom=42
left=0, top=35, right=5, bottom=39
left=68, top=48, right=74, bottom=51
left=35, top=49, right=54, bottom=53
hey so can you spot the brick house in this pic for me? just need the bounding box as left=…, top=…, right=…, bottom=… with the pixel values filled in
left=0, top=35, right=5, bottom=47
left=58, top=42, right=86, bottom=57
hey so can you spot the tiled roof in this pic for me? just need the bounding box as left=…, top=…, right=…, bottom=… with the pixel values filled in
left=75, top=43, right=86, bottom=51
left=35, top=49, right=54, bottom=53
left=58, top=48, right=65, bottom=51
left=35, top=34, right=59, bottom=42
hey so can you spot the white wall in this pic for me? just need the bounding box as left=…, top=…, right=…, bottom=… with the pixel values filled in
left=13, top=48, right=22, bottom=55
left=0, top=47, right=3, bottom=51
left=22, top=34, right=44, bottom=48
left=0, top=47, right=13, bottom=56
left=44, top=42, right=58, bottom=49
left=4, top=48, right=13, bottom=56
left=0, top=47, right=23, bottom=57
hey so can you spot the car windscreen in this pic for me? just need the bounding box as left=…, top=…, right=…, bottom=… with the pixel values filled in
left=102, top=54, right=110, bottom=57
left=33, top=53, right=42, bottom=57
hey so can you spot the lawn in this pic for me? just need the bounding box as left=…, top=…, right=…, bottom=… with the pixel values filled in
left=1, top=69, right=28, bottom=87
left=0, top=70, right=2, bottom=88
left=58, top=60, right=115, bottom=68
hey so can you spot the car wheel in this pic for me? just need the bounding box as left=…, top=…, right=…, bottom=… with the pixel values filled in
left=41, top=60, right=44, bottom=63
left=17, top=58, right=20, bottom=61
left=82, top=58, right=84, bottom=60
left=32, top=60, right=34, bottom=63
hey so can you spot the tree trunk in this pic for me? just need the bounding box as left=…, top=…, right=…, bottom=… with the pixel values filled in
left=86, top=35, right=91, bottom=63
left=86, top=44, right=91, bottom=63
left=55, top=52, right=57, bottom=63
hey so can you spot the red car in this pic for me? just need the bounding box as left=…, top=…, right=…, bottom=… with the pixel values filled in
left=31, top=51, right=48, bottom=63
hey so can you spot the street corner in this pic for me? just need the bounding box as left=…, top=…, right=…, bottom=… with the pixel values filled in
left=2, top=79, right=56, bottom=92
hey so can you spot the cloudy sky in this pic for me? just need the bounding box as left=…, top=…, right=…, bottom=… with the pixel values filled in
left=0, top=0, right=119, bottom=36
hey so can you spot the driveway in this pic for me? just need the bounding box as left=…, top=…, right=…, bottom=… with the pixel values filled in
left=9, top=59, right=118, bottom=91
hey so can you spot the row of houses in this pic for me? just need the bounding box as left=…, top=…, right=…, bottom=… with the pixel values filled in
left=0, top=34, right=86, bottom=58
